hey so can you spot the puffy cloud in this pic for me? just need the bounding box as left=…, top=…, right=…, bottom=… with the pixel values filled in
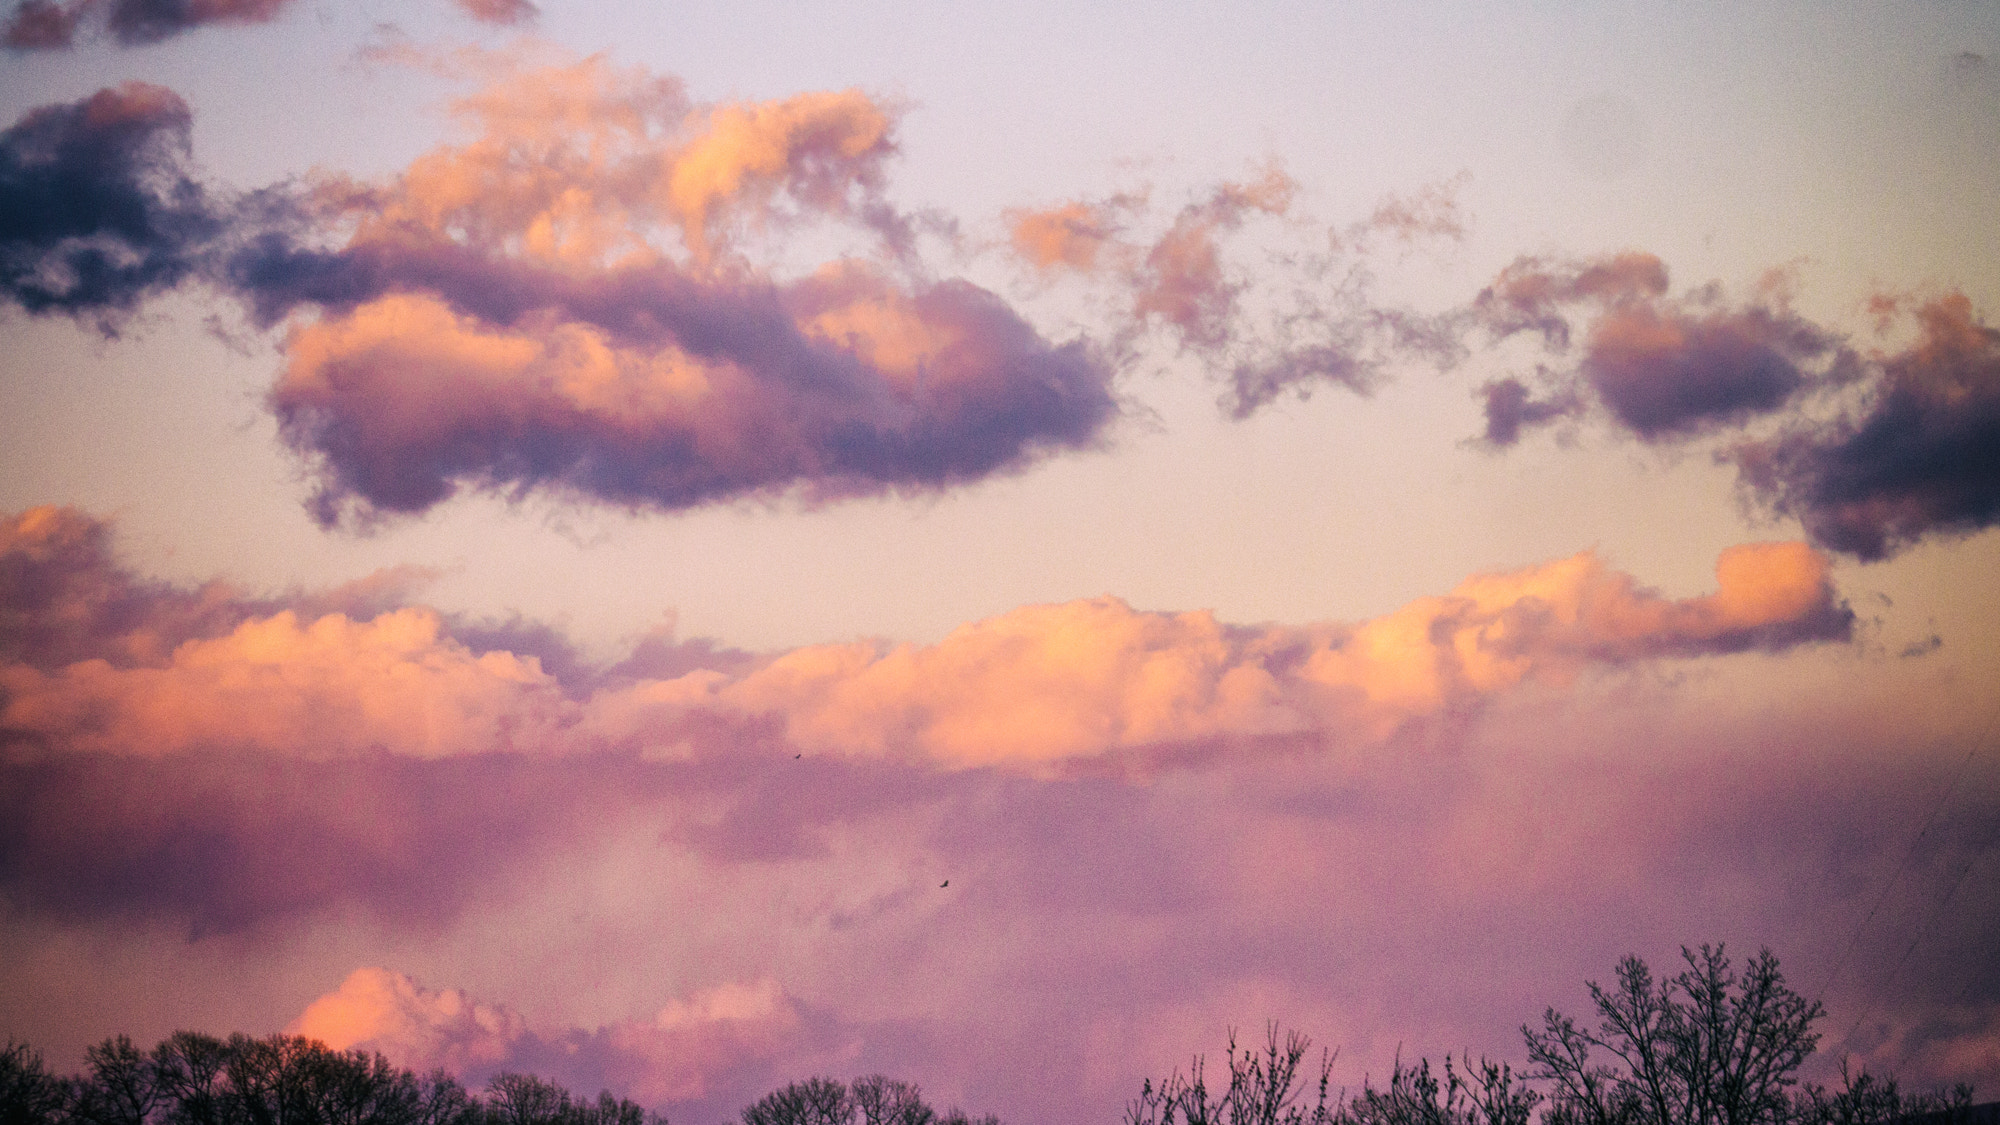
left=0, top=504, right=427, bottom=670
left=0, top=507, right=1849, bottom=769
left=1006, top=197, right=1134, bottom=273
left=290, top=968, right=817, bottom=1107
left=0, top=83, right=221, bottom=319
left=0, top=606, right=579, bottom=757
left=1130, top=167, right=1296, bottom=352
left=1471, top=253, right=1847, bottom=444
left=1731, top=293, right=2000, bottom=560
left=290, top=967, right=526, bottom=1073
left=1469, top=256, right=2000, bottom=559
left=622, top=541, right=1850, bottom=769
left=212, top=57, right=1117, bottom=524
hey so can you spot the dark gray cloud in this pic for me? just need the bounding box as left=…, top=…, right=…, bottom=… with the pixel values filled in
left=1731, top=294, right=2000, bottom=560
left=0, top=81, right=1122, bottom=524
left=1477, top=375, right=1582, bottom=445
left=3, top=0, right=529, bottom=48
left=0, top=83, right=223, bottom=320
left=4, top=0, right=284, bottom=50
left=1471, top=253, right=1845, bottom=445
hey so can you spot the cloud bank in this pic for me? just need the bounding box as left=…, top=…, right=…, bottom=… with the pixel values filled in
left=2, top=507, right=1990, bottom=1125
left=0, top=507, right=1852, bottom=771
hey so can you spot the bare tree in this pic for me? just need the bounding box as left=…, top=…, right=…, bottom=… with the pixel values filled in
left=1, top=1041, right=70, bottom=1125
left=1524, top=945, right=1820, bottom=1125
left=1342, top=1056, right=1540, bottom=1125
left=1126, top=1025, right=1337, bottom=1125
left=741, top=1078, right=852, bottom=1125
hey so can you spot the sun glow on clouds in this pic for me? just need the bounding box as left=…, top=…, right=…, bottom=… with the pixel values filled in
left=3, top=9, right=1999, bottom=1124
left=289, top=969, right=803, bottom=1105
left=0, top=507, right=1848, bottom=770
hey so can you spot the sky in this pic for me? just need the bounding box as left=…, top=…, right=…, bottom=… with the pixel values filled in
left=2, top=2, right=1999, bottom=1123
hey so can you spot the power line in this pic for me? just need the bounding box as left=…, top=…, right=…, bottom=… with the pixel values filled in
left=1828, top=694, right=2000, bottom=1053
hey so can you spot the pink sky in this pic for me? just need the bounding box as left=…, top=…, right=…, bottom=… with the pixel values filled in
left=2, top=4, right=1998, bottom=1124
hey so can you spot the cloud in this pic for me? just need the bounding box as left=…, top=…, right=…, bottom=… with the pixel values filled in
left=0, top=749, right=665, bottom=932
left=1, top=507, right=1849, bottom=771
left=291, top=968, right=824, bottom=1109
left=193, top=56, right=1116, bottom=524
left=0, top=505, right=430, bottom=671
left=1471, top=253, right=1847, bottom=444
left=613, top=541, right=1851, bottom=770
left=1004, top=174, right=1467, bottom=418
left=1730, top=293, right=2000, bottom=560
left=2, top=0, right=285, bottom=49
left=0, top=83, right=222, bottom=320
left=451, top=0, right=536, bottom=26
left=0, top=607, right=581, bottom=758
left=3, top=0, right=530, bottom=47
left=1467, top=256, right=2000, bottom=559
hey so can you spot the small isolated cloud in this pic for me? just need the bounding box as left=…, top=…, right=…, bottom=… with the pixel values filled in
left=1731, top=293, right=2000, bottom=560
left=1471, top=253, right=1846, bottom=445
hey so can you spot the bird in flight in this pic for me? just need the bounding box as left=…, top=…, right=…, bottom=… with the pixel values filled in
left=940, top=880, right=949, bottom=888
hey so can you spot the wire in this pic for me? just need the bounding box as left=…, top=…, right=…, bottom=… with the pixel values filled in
left=1829, top=695, right=2000, bottom=1053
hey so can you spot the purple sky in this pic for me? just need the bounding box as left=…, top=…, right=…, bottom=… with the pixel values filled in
left=2, top=4, right=1998, bottom=1124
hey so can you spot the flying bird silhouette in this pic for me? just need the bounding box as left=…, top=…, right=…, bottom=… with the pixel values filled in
left=940, top=880, right=949, bottom=888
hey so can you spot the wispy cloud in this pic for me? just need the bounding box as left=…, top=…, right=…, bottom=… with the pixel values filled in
left=2, top=0, right=530, bottom=49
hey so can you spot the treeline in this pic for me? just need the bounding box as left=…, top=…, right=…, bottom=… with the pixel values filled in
left=1127, top=946, right=1978, bottom=1125
left=0, top=1034, right=997, bottom=1125
left=0, top=1032, right=662, bottom=1125
left=0, top=946, right=1982, bottom=1125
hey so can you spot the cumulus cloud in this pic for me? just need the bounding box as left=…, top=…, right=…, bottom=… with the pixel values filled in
left=1466, top=253, right=2000, bottom=559
left=605, top=541, right=1851, bottom=770
left=0, top=54, right=1104, bottom=523
left=1470, top=253, right=1848, bottom=444
left=291, top=968, right=818, bottom=1107
left=0, top=507, right=1849, bottom=769
left=0, top=505, right=426, bottom=671
left=1731, top=293, right=2000, bottom=560
left=0, top=83, right=223, bottom=319
left=0, top=607, right=581, bottom=758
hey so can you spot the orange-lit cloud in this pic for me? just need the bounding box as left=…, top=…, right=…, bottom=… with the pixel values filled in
left=291, top=969, right=810, bottom=1105
left=0, top=507, right=1849, bottom=768
left=0, top=606, right=578, bottom=757
left=202, top=57, right=1119, bottom=525
left=602, top=542, right=1850, bottom=769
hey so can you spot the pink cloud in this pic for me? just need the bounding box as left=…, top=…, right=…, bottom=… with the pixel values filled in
left=621, top=542, right=1850, bottom=769
left=290, top=968, right=822, bottom=1108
